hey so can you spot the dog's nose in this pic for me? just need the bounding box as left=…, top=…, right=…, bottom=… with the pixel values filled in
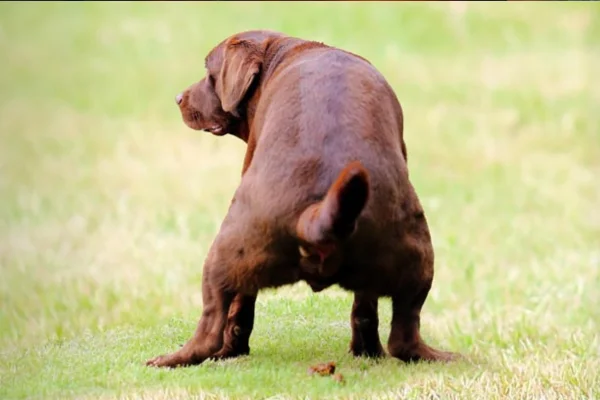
left=175, top=93, right=183, bottom=105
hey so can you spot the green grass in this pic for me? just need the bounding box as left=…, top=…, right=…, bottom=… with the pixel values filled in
left=1, top=2, right=599, bottom=399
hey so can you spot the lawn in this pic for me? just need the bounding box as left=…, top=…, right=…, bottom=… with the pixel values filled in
left=0, top=2, right=599, bottom=399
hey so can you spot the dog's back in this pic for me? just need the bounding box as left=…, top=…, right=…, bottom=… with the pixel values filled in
left=232, top=39, right=428, bottom=294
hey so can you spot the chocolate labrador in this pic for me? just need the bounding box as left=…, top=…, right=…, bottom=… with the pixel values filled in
left=147, top=30, right=454, bottom=368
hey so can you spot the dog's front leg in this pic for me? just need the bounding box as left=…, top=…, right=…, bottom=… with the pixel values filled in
left=211, top=293, right=257, bottom=359
left=387, top=281, right=455, bottom=363
left=146, top=254, right=235, bottom=368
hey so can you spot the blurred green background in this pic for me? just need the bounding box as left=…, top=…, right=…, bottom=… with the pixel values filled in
left=0, top=2, right=599, bottom=399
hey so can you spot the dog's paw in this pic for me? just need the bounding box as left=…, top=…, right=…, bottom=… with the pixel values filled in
left=349, top=340, right=385, bottom=358
left=391, top=342, right=459, bottom=363
left=210, top=346, right=250, bottom=360
left=145, top=351, right=192, bottom=368
left=146, top=354, right=174, bottom=368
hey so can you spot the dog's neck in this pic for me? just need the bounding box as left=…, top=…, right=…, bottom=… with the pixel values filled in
left=234, top=37, right=329, bottom=173
left=239, top=37, right=328, bottom=141
left=263, top=37, right=329, bottom=85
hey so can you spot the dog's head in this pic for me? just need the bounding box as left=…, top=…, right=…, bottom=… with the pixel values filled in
left=175, top=30, right=285, bottom=137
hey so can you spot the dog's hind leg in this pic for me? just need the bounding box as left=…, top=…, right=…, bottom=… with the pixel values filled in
left=387, top=280, right=455, bottom=362
left=349, top=292, right=385, bottom=358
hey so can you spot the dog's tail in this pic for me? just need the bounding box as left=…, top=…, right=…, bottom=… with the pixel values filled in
left=296, top=161, right=370, bottom=247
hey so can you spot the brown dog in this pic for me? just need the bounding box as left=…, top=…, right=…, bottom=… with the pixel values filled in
left=147, top=30, right=454, bottom=368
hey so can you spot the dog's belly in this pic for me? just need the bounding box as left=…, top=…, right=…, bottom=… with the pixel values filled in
left=296, top=268, right=401, bottom=295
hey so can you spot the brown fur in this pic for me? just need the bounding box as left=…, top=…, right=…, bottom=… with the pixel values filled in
left=147, top=30, right=455, bottom=368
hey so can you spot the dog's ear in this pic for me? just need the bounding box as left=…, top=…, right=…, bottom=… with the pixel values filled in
left=216, top=38, right=263, bottom=117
